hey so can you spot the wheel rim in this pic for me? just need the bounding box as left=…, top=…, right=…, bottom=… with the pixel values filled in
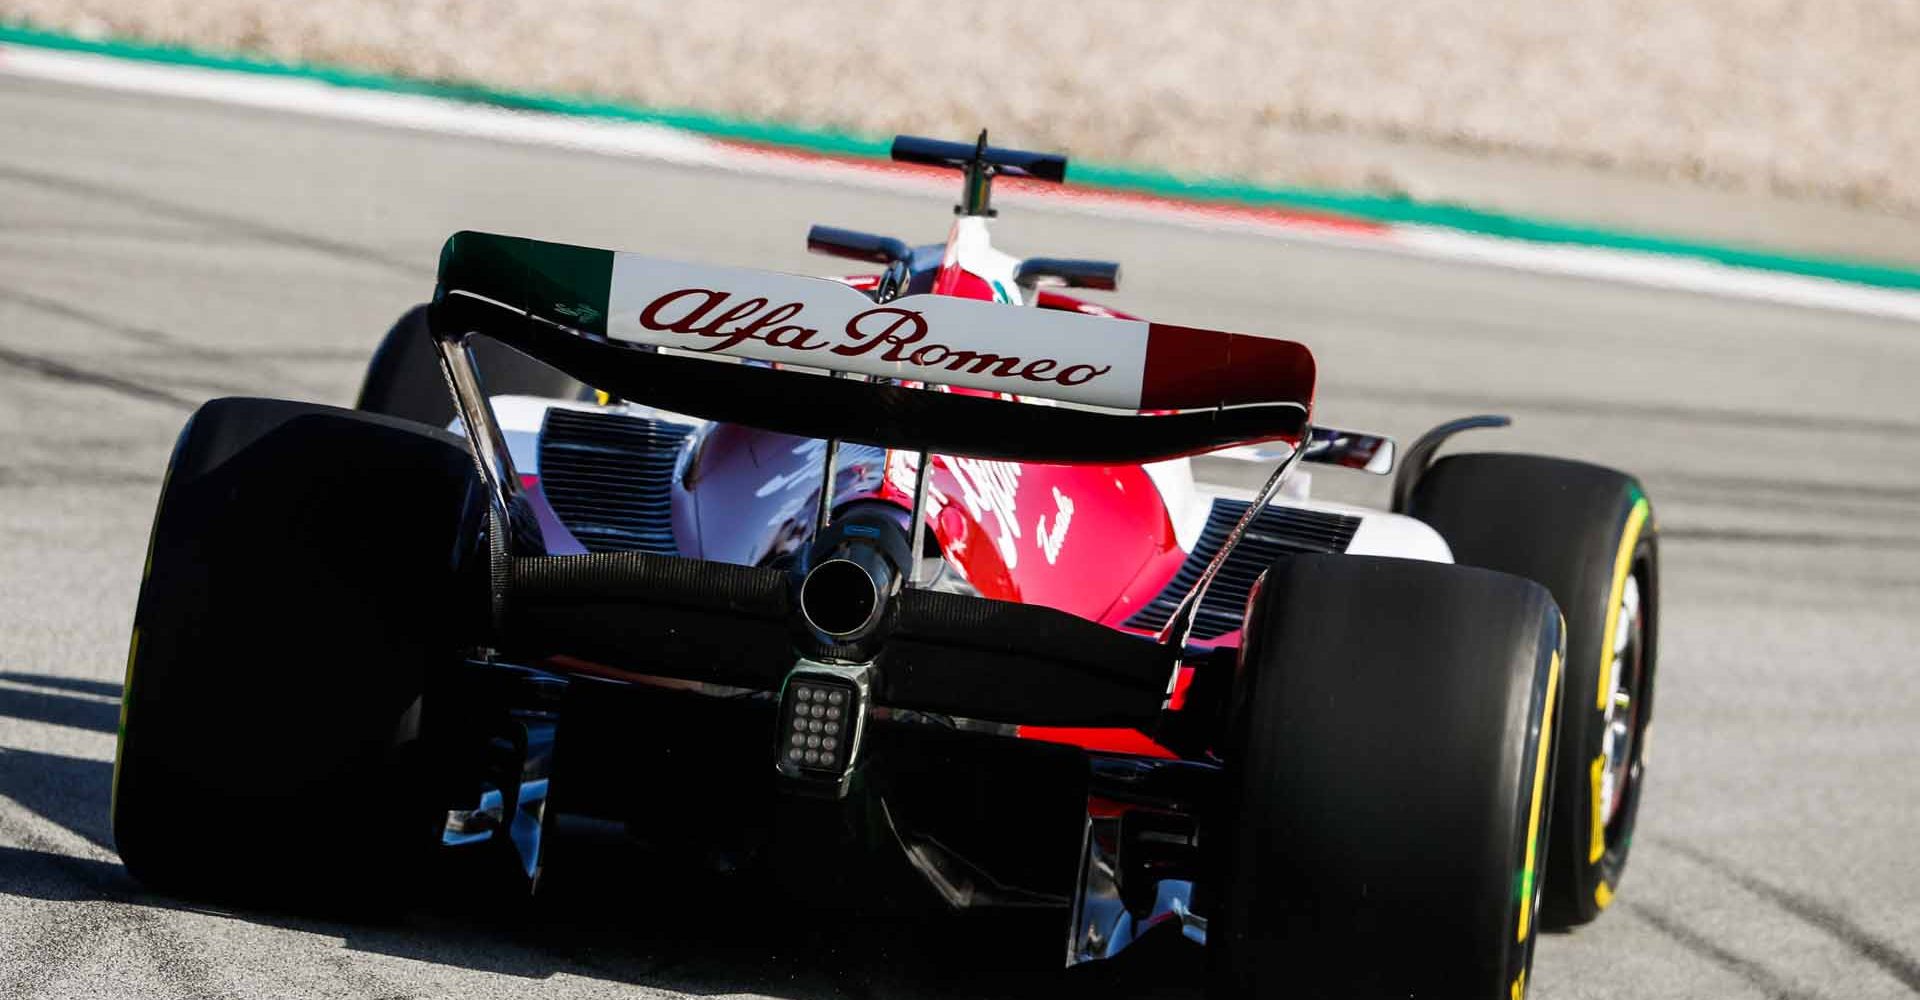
left=1598, top=568, right=1647, bottom=836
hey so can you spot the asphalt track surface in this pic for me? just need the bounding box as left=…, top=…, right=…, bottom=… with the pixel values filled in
left=1, top=73, right=1918, bottom=1000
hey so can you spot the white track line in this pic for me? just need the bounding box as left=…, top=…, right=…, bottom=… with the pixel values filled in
left=0, top=43, right=732, bottom=168
left=1394, top=226, right=1920, bottom=322
left=6, top=41, right=1920, bottom=323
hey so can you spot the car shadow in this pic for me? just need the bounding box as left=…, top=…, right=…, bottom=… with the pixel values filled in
left=0, top=671, right=125, bottom=699
left=0, top=720, right=1204, bottom=998
left=0, top=671, right=121, bottom=733
left=0, top=682, right=120, bottom=737
left=0, top=746, right=118, bottom=850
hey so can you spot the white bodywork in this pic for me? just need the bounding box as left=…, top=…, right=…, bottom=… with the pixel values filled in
left=488, top=394, right=1451, bottom=566
left=604, top=246, right=1151, bottom=408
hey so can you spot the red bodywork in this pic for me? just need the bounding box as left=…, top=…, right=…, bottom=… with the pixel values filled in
left=675, top=275, right=1216, bottom=757
left=784, top=278, right=1188, bottom=634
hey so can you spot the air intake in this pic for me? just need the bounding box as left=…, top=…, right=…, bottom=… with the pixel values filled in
left=1124, top=499, right=1361, bottom=640
left=536, top=408, right=694, bottom=554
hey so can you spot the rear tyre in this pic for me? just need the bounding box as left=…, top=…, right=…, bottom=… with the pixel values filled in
left=112, top=397, right=488, bottom=904
left=1208, top=555, right=1565, bottom=1000
left=356, top=303, right=591, bottom=427
left=1409, top=454, right=1658, bottom=927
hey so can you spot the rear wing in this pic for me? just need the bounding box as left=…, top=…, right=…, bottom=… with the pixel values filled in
left=426, top=230, right=1316, bottom=718
left=430, top=231, right=1314, bottom=465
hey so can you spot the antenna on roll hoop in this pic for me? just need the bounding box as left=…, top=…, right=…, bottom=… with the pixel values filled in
left=889, top=130, right=1070, bottom=219
left=960, top=129, right=995, bottom=217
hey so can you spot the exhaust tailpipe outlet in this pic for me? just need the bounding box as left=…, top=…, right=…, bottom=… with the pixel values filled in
left=801, top=557, right=884, bottom=637
left=796, top=508, right=912, bottom=644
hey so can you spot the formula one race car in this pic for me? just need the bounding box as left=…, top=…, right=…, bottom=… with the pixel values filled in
left=112, top=134, right=1659, bottom=999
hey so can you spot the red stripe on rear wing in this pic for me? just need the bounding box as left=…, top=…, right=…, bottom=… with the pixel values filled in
left=432, top=232, right=1314, bottom=462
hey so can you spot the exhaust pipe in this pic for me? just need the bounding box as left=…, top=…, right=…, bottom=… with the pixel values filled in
left=796, top=508, right=911, bottom=643
left=800, top=556, right=886, bottom=637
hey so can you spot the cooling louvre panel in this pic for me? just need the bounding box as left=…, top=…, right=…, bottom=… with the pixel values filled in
left=1124, top=499, right=1361, bottom=640
left=537, top=408, right=694, bottom=554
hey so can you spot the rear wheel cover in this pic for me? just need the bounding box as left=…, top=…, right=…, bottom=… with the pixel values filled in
left=1407, top=454, right=1661, bottom=928
left=112, top=398, right=486, bottom=902
left=1207, top=555, right=1566, bottom=999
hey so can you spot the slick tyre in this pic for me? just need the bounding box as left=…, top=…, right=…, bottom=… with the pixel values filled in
left=112, top=397, right=488, bottom=905
left=1208, top=555, right=1565, bottom=1000
left=356, top=303, right=591, bottom=427
left=1409, top=453, right=1658, bottom=927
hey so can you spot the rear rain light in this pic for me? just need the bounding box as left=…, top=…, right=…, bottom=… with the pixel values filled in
left=775, top=661, right=870, bottom=796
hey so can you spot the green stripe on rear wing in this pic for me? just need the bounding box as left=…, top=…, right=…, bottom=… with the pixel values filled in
left=433, top=231, right=1314, bottom=463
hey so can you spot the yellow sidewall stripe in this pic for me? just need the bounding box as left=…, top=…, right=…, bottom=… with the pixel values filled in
left=1587, top=494, right=1650, bottom=870
left=1517, top=649, right=1560, bottom=944
left=1596, top=498, right=1651, bottom=710
left=116, top=456, right=171, bottom=826
left=110, top=625, right=139, bottom=824
left=1588, top=754, right=1609, bottom=863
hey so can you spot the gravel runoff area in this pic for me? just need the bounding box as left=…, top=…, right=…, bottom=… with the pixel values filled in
left=7, top=0, right=1920, bottom=215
